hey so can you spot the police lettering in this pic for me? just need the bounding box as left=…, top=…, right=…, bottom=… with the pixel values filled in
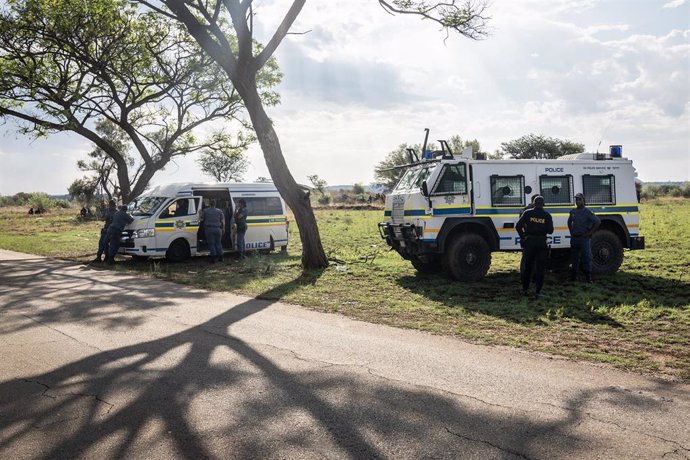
left=545, top=167, right=564, bottom=172
left=529, top=217, right=546, bottom=224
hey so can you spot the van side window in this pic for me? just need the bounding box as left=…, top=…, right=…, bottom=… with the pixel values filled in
left=583, top=175, right=615, bottom=205
left=159, top=198, right=194, bottom=218
left=434, top=164, right=467, bottom=194
left=490, top=175, right=525, bottom=207
left=540, top=175, right=573, bottom=205
left=236, top=197, right=283, bottom=216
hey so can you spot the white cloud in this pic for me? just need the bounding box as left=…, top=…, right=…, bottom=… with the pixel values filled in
left=663, top=0, right=687, bottom=8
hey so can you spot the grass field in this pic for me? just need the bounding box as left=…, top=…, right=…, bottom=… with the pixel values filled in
left=1, top=200, right=688, bottom=379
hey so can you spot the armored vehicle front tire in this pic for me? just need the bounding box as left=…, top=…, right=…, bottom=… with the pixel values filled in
left=444, top=233, right=491, bottom=282
left=591, top=229, right=624, bottom=275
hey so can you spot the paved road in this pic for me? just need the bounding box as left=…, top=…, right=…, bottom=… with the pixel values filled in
left=0, top=249, right=688, bottom=459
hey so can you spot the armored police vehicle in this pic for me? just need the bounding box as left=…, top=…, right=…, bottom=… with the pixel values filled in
left=378, top=133, right=645, bottom=281
left=118, top=182, right=289, bottom=261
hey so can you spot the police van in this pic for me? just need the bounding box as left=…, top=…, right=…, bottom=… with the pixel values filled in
left=379, top=136, right=645, bottom=281
left=118, top=182, right=289, bottom=261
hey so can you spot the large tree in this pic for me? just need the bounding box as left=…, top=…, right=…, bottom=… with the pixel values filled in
left=139, top=0, right=490, bottom=268
left=500, top=134, right=585, bottom=160
left=0, top=0, right=279, bottom=202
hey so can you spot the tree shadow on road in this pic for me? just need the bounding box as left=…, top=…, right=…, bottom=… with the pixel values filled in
left=0, top=258, right=687, bottom=458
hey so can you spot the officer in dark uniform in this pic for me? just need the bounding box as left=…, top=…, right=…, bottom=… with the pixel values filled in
left=515, top=196, right=554, bottom=298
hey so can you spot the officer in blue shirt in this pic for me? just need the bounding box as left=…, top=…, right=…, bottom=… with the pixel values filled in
left=567, top=193, right=601, bottom=283
left=106, top=205, right=134, bottom=264
left=201, top=199, right=225, bottom=263
left=94, top=200, right=117, bottom=263
left=516, top=196, right=554, bottom=298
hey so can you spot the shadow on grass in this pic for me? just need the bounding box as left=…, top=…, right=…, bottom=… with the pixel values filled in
left=1, top=255, right=684, bottom=458
left=396, top=268, right=690, bottom=326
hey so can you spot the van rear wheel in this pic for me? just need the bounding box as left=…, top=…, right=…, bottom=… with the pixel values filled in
left=166, top=239, right=190, bottom=262
left=591, top=229, right=624, bottom=275
left=444, top=233, right=491, bottom=282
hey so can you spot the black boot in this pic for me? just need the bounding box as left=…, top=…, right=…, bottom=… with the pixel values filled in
left=585, top=273, right=593, bottom=284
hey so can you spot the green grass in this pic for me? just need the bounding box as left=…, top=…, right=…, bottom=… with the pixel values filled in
left=1, top=201, right=688, bottom=379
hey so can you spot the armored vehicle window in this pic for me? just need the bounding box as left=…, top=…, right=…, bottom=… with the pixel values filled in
left=583, top=175, right=615, bottom=205
left=434, top=164, right=467, bottom=194
left=490, top=175, right=525, bottom=207
left=540, top=175, right=573, bottom=205
left=395, top=166, right=431, bottom=192
left=235, top=197, right=283, bottom=216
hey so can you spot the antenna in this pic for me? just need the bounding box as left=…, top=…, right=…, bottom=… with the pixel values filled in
left=596, top=140, right=602, bottom=154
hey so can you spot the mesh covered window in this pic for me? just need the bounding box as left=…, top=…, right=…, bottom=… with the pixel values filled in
left=540, top=175, right=573, bottom=205
left=583, top=175, right=615, bottom=205
left=490, top=175, right=525, bottom=207
left=434, top=164, right=467, bottom=194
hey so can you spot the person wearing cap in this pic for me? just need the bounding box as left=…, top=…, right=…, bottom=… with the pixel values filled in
left=515, top=196, right=554, bottom=298
left=233, top=198, right=248, bottom=259
left=201, top=199, right=225, bottom=263
left=106, top=205, right=133, bottom=264
left=93, top=200, right=117, bottom=263
left=567, top=193, right=601, bottom=283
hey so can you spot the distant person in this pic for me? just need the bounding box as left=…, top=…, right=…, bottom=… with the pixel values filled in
left=97, top=201, right=107, bottom=219
left=94, top=200, right=117, bottom=263
left=567, top=193, right=601, bottom=283
left=516, top=196, right=553, bottom=298
left=80, top=206, right=88, bottom=218
left=201, top=199, right=225, bottom=263
left=106, top=205, right=133, bottom=264
left=233, top=198, right=248, bottom=259
left=28, top=207, right=34, bottom=215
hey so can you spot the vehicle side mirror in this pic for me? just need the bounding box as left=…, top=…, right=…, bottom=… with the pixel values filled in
left=421, top=181, right=429, bottom=197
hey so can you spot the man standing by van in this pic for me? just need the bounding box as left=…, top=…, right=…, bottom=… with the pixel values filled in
left=234, top=199, right=248, bottom=259
left=94, top=200, right=117, bottom=263
left=568, top=193, right=601, bottom=283
left=516, top=196, right=553, bottom=298
left=106, top=205, right=133, bottom=264
left=201, top=199, right=225, bottom=263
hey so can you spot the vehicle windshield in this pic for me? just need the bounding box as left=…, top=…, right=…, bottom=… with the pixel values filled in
left=394, top=166, right=432, bottom=192
left=128, top=196, right=167, bottom=216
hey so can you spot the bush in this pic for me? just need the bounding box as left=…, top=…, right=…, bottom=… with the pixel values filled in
left=317, top=194, right=332, bottom=205
left=28, top=193, right=55, bottom=213
left=54, top=199, right=72, bottom=209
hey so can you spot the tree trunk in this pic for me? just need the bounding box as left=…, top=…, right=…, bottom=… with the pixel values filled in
left=236, top=77, right=328, bottom=269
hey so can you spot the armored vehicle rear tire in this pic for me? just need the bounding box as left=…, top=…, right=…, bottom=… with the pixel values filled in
left=591, top=229, right=624, bottom=275
left=411, top=255, right=443, bottom=274
left=444, top=233, right=491, bottom=282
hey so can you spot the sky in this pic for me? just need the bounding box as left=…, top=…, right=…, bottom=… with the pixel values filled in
left=0, top=0, right=688, bottom=196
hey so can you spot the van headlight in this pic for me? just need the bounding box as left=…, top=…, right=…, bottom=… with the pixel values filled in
left=136, top=228, right=155, bottom=238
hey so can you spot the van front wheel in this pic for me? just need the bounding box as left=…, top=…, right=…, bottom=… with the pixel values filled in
left=444, top=233, right=491, bottom=282
left=166, top=239, right=190, bottom=262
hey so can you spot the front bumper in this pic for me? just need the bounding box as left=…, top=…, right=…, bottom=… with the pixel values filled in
left=378, top=222, right=432, bottom=259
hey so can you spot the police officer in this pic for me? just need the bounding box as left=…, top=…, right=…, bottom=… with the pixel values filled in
left=567, top=193, right=600, bottom=283
left=106, top=205, right=134, bottom=264
left=233, top=199, right=248, bottom=259
left=93, top=200, right=117, bottom=263
left=516, top=195, right=554, bottom=298
left=201, top=199, right=225, bottom=263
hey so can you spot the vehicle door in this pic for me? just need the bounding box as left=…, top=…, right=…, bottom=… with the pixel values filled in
left=155, top=197, right=200, bottom=253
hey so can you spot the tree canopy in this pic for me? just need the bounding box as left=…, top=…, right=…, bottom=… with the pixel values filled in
left=196, top=132, right=251, bottom=182
left=0, top=0, right=279, bottom=202
left=500, top=134, right=585, bottom=160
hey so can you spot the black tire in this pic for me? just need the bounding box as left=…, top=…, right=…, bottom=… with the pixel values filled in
left=132, top=255, right=150, bottom=262
left=166, top=239, right=190, bottom=262
left=444, top=233, right=492, bottom=282
left=546, top=248, right=570, bottom=271
left=411, top=255, right=443, bottom=274
left=591, top=229, right=624, bottom=275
